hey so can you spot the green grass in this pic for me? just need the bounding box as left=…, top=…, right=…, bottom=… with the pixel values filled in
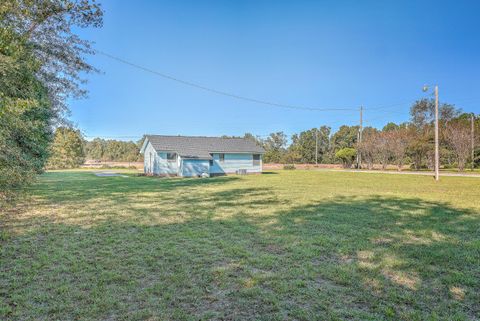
left=1, top=170, right=479, bottom=320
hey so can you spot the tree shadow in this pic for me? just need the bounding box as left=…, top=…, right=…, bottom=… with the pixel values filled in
left=272, top=196, right=479, bottom=319
left=29, top=171, right=241, bottom=205
left=2, top=183, right=479, bottom=320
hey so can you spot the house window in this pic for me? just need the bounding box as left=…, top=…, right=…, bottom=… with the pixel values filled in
left=167, top=152, right=177, bottom=162
left=253, top=154, right=261, bottom=166
left=219, top=153, right=225, bottom=163
left=209, top=159, right=214, bottom=166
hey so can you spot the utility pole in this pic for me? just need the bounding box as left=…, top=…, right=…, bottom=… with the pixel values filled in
left=472, top=113, right=475, bottom=171
left=315, top=128, right=318, bottom=165
left=434, top=86, right=439, bottom=181
left=358, top=106, right=363, bottom=169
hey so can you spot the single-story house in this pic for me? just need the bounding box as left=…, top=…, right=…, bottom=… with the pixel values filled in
left=140, top=135, right=265, bottom=177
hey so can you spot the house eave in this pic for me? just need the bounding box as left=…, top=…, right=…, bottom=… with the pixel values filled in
left=208, top=151, right=265, bottom=154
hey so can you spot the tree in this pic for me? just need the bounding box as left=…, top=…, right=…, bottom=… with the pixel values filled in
left=410, top=99, right=460, bottom=128
left=408, top=99, right=462, bottom=170
left=2, top=0, right=103, bottom=115
left=84, top=138, right=106, bottom=160
left=84, top=138, right=143, bottom=162
left=382, top=122, right=399, bottom=132
left=389, top=128, right=411, bottom=171
left=243, top=133, right=264, bottom=148
left=289, top=126, right=331, bottom=164
left=374, top=131, right=392, bottom=170
left=357, top=127, right=378, bottom=170
left=47, top=127, right=85, bottom=169
left=1, top=0, right=103, bottom=203
left=282, top=148, right=302, bottom=164
left=0, top=95, right=53, bottom=203
left=261, top=132, right=288, bottom=163
left=445, top=120, right=471, bottom=171
left=335, top=148, right=356, bottom=168
left=329, top=125, right=359, bottom=162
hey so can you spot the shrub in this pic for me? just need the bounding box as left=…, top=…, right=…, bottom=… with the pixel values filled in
left=335, top=148, right=357, bottom=168
left=283, top=164, right=296, bottom=170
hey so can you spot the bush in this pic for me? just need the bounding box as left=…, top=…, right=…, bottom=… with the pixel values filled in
left=335, top=148, right=356, bottom=168
left=283, top=164, right=296, bottom=170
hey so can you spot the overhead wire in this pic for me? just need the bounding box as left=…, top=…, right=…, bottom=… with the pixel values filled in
left=95, top=50, right=363, bottom=112
left=93, top=49, right=479, bottom=133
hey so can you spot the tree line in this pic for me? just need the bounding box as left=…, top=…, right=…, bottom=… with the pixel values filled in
left=243, top=100, right=479, bottom=170
left=45, top=128, right=145, bottom=169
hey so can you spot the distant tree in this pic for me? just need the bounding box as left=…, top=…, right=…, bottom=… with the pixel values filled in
left=389, top=128, right=411, bottom=171
left=282, top=148, right=302, bottom=164
left=375, top=131, right=392, bottom=170
left=408, top=99, right=462, bottom=170
left=47, top=127, right=85, bottom=169
left=289, top=126, right=331, bottom=163
left=382, top=122, right=399, bottom=132
left=445, top=120, right=471, bottom=171
left=335, top=148, right=356, bottom=168
left=330, top=125, right=359, bottom=159
left=242, top=133, right=264, bottom=147
left=85, top=138, right=142, bottom=162
left=410, top=99, right=460, bottom=127
left=261, top=132, right=288, bottom=163
left=357, top=127, right=378, bottom=169
left=85, top=138, right=105, bottom=160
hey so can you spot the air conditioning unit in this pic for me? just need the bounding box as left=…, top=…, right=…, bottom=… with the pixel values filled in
left=236, top=169, right=247, bottom=175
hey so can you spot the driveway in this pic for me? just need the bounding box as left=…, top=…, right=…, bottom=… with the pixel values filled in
left=315, top=168, right=480, bottom=178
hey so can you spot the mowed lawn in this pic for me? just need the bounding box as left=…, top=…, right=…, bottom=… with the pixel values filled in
left=1, top=170, right=479, bottom=320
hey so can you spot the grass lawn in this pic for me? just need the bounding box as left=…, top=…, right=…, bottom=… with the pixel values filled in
left=1, top=170, right=479, bottom=320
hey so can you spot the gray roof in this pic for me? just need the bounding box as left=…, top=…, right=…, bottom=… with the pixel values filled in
left=144, top=135, right=265, bottom=159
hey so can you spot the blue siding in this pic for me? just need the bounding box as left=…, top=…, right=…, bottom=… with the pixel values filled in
left=210, top=153, right=262, bottom=174
left=181, top=159, right=209, bottom=177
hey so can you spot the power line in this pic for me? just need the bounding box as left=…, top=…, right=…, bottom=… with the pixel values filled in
left=96, top=50, right=480, bottom=117
left=95, top=49, right=361, bottom=112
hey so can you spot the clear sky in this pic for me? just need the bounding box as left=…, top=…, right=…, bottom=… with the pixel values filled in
left=71, top=0, right=480, bottom=141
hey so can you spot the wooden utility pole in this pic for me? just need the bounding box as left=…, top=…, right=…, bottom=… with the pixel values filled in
left=315, top=128, right=318, bottom=165
left=358, top=106, right=363, bottom=169
left=434, top=86, right=439, bottom=181
left=472, top=113, right=475, bottom=171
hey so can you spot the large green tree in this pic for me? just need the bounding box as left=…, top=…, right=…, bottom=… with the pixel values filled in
left=289, top=126, right=331, bottom=164
left=0, top=0, right=103, bottom=203
left=329, top=125, right=359, bottom=162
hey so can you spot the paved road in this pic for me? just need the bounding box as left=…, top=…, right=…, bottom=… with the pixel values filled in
left=315, top=168, right=480, bottom=178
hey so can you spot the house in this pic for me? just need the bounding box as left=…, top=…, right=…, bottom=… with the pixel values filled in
left=139, top=135, right=265, bottom=177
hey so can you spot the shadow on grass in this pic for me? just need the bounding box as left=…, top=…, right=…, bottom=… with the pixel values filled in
left=30, top=171, right=241, bottom=204
left=1, top=182, right=479, bottom=320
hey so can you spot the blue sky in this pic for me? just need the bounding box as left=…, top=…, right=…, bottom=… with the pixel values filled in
left=71, top=0, right=480, bottom=141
